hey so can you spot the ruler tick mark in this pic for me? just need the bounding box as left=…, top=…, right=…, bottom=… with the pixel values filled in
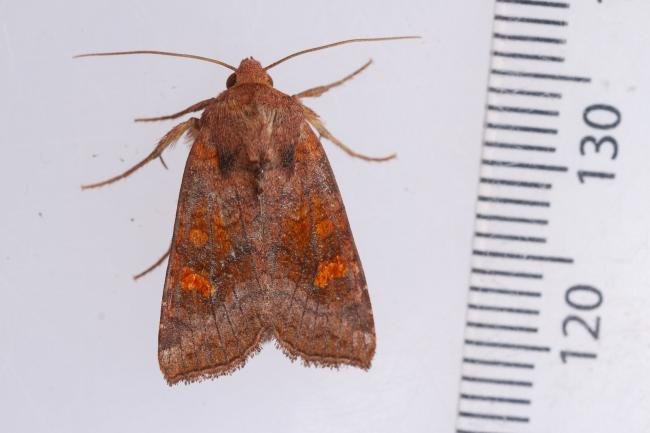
left=463, top=357, right=535, bottom=369
left=482, top=159, right=567, bottom=171
left=468, top=303, right=540, bottom=315
left=494, top=33, right=566, bottom=45
left=476, top=213, right=548, bottom=225
left=473, top=249, right=574, bottom=263
left=480, top=178, right=552, bottom=189
left=458, top=411, right=529, bottom=423
left=467, top=321, right=538, bottom=333
left=475, top=232, right=547, bottom=243
left=465, top=339, right=551, bottom=352
left=484, top=140, right=556, bottom=152
left=486, top=122, right=558, bottom=134
left=472, top=268, right=543, bottom=279
left=494, top=14, right=568, bottom=26
left=492, top=69, right=591, bottom=83
left=493, top=50, right=565, bottom=62
left=460, top=393, right=531, bottom=405
left=470, top=285, right=542, bottom=297
left=488, top=86, right=562, bottom=99
left=478, top=196, right=550, bottom=207
left=487, top=104, right=559, bottom=116
left=462, top=375, right=533, bottom=387
left=496, top=0, right=569, bottom=8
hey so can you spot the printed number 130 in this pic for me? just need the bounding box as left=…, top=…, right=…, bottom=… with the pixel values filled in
left=577, top=104, right=621, bottom=183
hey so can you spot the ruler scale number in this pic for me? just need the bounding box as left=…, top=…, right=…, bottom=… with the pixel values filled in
left=455, top=1, right=633, bottom=432
left=577, top=103, right=621, bottom=183
left=559, top=284, right=602, bottom=363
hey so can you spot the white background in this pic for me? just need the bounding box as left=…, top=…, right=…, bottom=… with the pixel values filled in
left=0, top=1, right=492, bottom=432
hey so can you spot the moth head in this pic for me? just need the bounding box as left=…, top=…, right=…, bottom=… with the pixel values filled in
left=227, top=57, right=273, bottom=88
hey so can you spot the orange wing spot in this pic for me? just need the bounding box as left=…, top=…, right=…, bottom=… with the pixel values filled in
left=194, top=139, right=218, bottom=161
left=315, top=219, right=334, bottom=238
left=189, top=229, right=209, bottom=247
left=180, top=267, right=215, bottom=297
left=313, top=256, right=347, bottom=288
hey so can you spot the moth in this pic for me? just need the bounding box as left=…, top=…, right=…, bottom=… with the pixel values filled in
left=78, top=36, right=418, bottom=384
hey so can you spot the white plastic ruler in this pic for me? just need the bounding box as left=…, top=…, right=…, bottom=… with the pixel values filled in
left=456, top=1, right=650, bottom=432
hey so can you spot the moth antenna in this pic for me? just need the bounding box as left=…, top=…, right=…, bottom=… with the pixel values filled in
left=264, top=36, right=421, bottom=70
left=74, top=50, right=237, bottom=71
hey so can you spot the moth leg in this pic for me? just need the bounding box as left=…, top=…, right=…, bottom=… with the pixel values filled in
left=134, top=98, right=215, bottom=122
left=81, top=117, right=200, bottom=189
left=293, top=60, right=372, bottom=99
left=300, top=105, right=396, bottom=162
left=133, top=248, right=170, bottom=280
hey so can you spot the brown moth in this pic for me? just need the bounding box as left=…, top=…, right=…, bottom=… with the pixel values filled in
left=78, top=36, right=418, bottom=385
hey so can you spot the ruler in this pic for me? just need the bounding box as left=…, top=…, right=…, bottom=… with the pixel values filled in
left=456, top=1, right=650, bottom=432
